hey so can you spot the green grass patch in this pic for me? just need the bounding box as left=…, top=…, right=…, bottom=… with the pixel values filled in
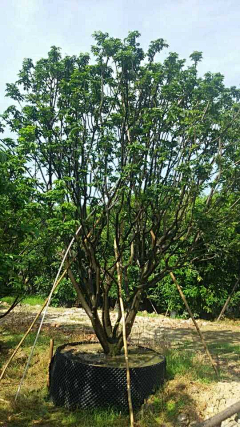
left=1, top=295, right=45, bottom=306
left=209, top=341, right=240, bottom=355
left=137, top=311, right=159, bottom=318
left=1, top=296, right=18, bottom=305
left=0, top=330, right=55, bottom=359
left=0, top=393, right=128, bottom=427
left=22, top=296, right=46, bottom=306
left=164, top=395, right=188, bottom=421
left=165, top=348, right=217, bottom=383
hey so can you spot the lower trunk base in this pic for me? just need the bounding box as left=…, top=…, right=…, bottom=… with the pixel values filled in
left=61, top=342, right=164, bottom=367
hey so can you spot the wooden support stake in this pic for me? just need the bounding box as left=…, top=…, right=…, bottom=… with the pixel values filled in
left=194, top=399, right=240, bottom=427
left=47, top=339, right=54, bottom=388
left=49, top=338, right=54, bottom=362
left=217, top=278, right=239, bottom=322
left=149, top=298, right=158, bottom=314
left=170, top=272, right=218, bottom=376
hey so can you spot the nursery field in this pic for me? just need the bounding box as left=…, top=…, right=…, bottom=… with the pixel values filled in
left=1, top=302, right=240, bottom=426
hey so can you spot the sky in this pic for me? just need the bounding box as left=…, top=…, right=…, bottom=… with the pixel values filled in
left=0, top=0, right=240, bottom=113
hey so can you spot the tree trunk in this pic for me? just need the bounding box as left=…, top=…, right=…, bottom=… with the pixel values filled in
left=0, top=296, right=22, bottom=319
left=67, top=265, right=142, bottom=356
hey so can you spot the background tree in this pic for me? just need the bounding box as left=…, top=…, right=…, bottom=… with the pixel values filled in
left=1, top=32, right=239, bottom=354
left=148, top=191, right=240, bottom=318
left=0, top=143, right=61, bottom=309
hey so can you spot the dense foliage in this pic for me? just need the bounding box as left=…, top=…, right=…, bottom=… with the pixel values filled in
left=0, top=32, right=239, bottom=352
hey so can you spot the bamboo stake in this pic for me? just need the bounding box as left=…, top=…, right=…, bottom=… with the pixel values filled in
left=47, top=339, right=54, bottom=388
left=0, top=269, right=67, bottom=382
left=49, top=338, right=54, bottom=363
left=114, top=238, right=134, bottom=427
left=170, top=272, right=218, bottom=376
left=217, top=278, right=239, bottom=321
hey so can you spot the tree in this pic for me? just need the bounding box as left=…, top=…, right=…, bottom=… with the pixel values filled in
left=0, top=144, right=60, bottom=307
left=147, top=192, right=240, bottom=318
left=1, top=31, right=239, bottom=355
left=0, top=146, right=36, bottom=299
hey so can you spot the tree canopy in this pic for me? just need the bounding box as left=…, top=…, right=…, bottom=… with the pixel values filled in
left=1, top=31, right=239, bottom=354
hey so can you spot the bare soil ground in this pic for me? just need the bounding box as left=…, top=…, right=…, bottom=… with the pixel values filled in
left=1, top=303, right=240, bottom=425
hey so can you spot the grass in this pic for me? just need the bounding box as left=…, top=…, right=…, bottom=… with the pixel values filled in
left=165, top=348, right=217, bottom=383
left=1, top=296, right=46, bottom=306
left=209, top=341, right=240, bottom=355
left=0, top=326, right=129, bottom=427
left=137, top=311, right=159, bottom=318
left=0, top=324, right=220, bottom=427
left=1, top=305, right=238, bottom=426
left=0, top=393, right=127, bottom=427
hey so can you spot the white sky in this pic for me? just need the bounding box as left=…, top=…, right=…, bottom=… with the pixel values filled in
left=0, top=0, right=240, bottom=113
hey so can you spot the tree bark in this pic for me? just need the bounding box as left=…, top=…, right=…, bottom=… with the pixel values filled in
left=67, top=267, right=111, bottom=354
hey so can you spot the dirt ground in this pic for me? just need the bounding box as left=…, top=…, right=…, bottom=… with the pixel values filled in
left=1, top=303, right=240, bottom=425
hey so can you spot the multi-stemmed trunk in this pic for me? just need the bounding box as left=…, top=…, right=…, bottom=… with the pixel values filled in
left=68, top=267, right=142, bottom=356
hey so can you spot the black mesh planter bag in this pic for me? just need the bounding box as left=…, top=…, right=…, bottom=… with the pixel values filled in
left=49, top=342, right=166, bottom=410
